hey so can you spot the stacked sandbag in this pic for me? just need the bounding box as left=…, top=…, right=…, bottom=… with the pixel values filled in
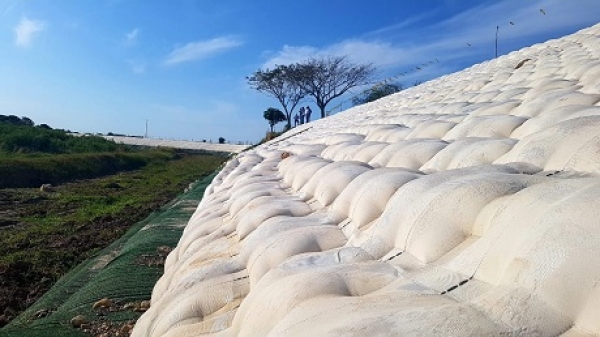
left=133, top=23, right=600, bottom=336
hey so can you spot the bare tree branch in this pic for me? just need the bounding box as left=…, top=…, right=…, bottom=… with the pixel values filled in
left=247, top=66, right=306, bottom=129
left=288, top=56, right=376, bottom=118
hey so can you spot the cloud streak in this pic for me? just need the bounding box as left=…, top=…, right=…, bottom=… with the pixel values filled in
left=14, top=17, right=46, bottom=47
left=262, top=0, right=600, bottom=81
left=164, top=36, right=243, bottom=65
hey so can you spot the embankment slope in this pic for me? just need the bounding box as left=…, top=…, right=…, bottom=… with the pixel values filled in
left=134, top=23, right=600, bottom=336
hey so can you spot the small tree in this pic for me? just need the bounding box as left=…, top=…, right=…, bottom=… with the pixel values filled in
left=352, top=82, right=403, bottom=106
left=0, top=115, right=34, bottom=126
left=218, top=137, right=225, bottom=144
left=247, top=65, right=306, bottom=129
left=20, top=116, right=34, bottom=126
left=288, top=55, right=376, bottom=118
left=263, top=107, right=286, bottom=133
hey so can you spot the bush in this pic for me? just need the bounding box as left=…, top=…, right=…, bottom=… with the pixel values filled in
left=0, top=123, right=124, bottom=155
left=352, top=83, right=403, bottom=106
left=0, top=150, right=176, bottom=188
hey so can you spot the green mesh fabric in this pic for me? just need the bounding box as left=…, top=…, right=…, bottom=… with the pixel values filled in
left=0, top=172, right=218, bottom=337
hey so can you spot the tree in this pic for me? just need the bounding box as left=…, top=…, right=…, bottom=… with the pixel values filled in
left=352, top=82, right=403, bottom=106
left=247, top=65, right=306, bottom=129
left=288, top=55, right=376, bottom=118
left=0, top=114, right=34, bottom=126
left=20, top=116, right=34, bottom=126
left=218, top=137, right=226, bottom=144
left=263, top=107, right=286, bottom=133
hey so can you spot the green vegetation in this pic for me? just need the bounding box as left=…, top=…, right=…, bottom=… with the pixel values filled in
left=352, top=82, right=403, bottom=105
left=0, top=153, right=225, bottom=326
left=247, top=65, right=306, bottom=129
left=248, top=55, right=376, bottom=121
left=0, top=116, right=124, bottom=155
left=0, top=114, right=182, bottom=188
left=0, top=151, right=176, bottom=188
left=0, top=114, right=228, bottom=328
left=287, top=56, right=376, bottom=118
left=263, top=107, right=287, bottom=133
left=0, top=173, right=219, bottom=337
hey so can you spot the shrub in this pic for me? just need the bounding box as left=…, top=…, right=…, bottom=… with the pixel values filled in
left=0, top=122, right=125, bottom=155
left=0, top=150, right=176, bottom=188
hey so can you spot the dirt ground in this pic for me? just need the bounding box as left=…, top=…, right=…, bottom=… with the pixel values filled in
left=0, top=188, right=167, bottom=327
left=0, top=154, right=224, bottom=328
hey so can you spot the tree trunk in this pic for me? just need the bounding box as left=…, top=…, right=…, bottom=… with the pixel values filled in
left=285, top=113, right=291, bottom=129
left=319, top=105, right=326, bottom=118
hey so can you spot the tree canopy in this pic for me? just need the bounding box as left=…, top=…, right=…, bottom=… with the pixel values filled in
left=0, top=115, right=35, bottom=127
left=287, top=56, right=376, bottom=118
left=263, top=107, right=287, bottom=133
left=352, top=82, right=403, bottom=106
left=248, top=55, right=376, bottom=122
left=247, top=65, right=305, bottom=129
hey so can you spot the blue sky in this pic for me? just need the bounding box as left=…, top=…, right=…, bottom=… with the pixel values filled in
left=1, top=0, right=599, bottom=143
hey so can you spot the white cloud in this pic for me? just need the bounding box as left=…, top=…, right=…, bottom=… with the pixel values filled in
left=14, top=17, right=46, bottom=47
left=362, top=10, right=437, bottom=39
left=262, top=45, right=318, bottom=69
left=124, top=28, right=139, bottom=45
left=263, top=40, right=422, bottom=71
left=164, top=36, right=243, bottom=65
left=261, top=0, right=600, bottom=82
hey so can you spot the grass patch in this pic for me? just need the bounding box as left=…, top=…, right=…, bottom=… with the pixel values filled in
left=0, top=150, right=177, bottom=188
left=0, top=152, right=226, bottom=325
left=0, top=118, right=126, bottom=154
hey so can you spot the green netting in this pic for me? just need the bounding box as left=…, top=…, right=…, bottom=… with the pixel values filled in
left=0, top=172, right=218, bottom=337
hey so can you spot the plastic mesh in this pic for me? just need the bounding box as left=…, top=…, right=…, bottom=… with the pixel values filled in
left=0, top=172, right=217, bottom=337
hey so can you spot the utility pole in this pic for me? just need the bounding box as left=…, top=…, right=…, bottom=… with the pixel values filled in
left=495, top=26, right=499, bottom=58
left=145, top=119, right=148, bottom=138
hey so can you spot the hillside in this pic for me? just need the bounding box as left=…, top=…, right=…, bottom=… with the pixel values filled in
left=131, top=23, right=600, bottom=336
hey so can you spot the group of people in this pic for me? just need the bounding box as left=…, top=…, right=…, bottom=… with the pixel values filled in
left=293, top=106, right=312, bottom=126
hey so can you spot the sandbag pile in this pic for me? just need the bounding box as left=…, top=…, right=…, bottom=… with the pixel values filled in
left=133, top=23, right=600, bottom=336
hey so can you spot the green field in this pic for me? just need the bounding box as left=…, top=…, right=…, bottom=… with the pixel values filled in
left=0, top=172, right=220, bottom=337
left=0, top=115, right=229, bottom=331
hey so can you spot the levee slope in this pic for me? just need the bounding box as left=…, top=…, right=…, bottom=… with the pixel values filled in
left=134, top=23, right=600, bottom=336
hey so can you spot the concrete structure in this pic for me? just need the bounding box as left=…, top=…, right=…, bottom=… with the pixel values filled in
left=105, top=135, right=249, bottom=154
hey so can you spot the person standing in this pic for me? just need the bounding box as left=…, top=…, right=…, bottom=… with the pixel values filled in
left=299, top=107, right=305, bottom=124
left=294, top=113, right=299, bottom=126
left=305, top=106, right=312, bottom=123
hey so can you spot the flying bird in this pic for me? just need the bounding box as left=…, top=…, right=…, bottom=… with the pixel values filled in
left=467, top=43, right=472, bottom=47
left=540, top=8, right=546, bottom=15
left=510, top=21, right=515, bottom=25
